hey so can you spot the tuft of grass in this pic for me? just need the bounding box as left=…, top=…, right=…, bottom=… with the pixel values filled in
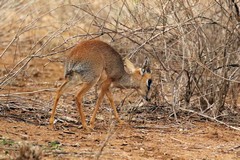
left=48, top=141, right=61, bottom=150
left=0, top=138, right=15, bottom=146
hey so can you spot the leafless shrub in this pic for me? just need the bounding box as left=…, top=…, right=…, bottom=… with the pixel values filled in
left=0, top=0, right=239, bottom=129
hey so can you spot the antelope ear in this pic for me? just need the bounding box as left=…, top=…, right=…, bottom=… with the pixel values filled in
left=142, top=57, right=151, bottom=73
left=124, top=58, right=136, bottom=73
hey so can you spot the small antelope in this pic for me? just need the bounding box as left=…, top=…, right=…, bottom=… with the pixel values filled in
left=49, top=40, right=152, bottom=130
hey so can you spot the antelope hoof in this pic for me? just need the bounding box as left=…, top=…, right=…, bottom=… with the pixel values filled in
left=82, top=125, right=95, bottom=132
left=49, top=117, right=54, bottom=125
left=89, top=123, right=95, bottom=131
left=81, top=124, right=94, bottom=132
left=48, top=123, right=54, bottom=130
left=89, top=126, right=96, bottom=132
left=49, top=118, right=55, bottom=129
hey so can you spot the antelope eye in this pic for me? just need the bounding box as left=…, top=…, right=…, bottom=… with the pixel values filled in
left=140, top=68, right=145, bottom=75
left=146, top=68, right=151, bottom=73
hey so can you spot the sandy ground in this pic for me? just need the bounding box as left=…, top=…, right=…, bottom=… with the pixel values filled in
left=0, top=56, right=240, bottom=160
left=0, top=117, right=240, bottom=159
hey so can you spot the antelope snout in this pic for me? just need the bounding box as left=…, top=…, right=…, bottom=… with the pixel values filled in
left=145, top=96, right=151, bottom=102
left=139, top=89, right=151, bottom=102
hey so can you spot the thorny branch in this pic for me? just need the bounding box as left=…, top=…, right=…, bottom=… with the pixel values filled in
left=0, top=0, right=239, bottom=143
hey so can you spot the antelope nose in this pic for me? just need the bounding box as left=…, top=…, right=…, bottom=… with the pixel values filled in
left=145, top=96, right=151, bottom=102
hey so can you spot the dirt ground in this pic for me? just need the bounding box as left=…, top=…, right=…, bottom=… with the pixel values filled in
left=0, top=57, right=240, bottom=160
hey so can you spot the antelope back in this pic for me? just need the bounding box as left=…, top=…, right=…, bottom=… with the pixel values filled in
left=64, top=40, right=126, bottom=83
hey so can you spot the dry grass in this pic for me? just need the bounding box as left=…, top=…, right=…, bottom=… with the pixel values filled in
left=0, top=1, right=240, bottom=158
left=1, top=0, right=240, bottom=125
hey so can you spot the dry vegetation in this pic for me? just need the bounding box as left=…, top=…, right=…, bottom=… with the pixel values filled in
left=0, top=0, right=240, bottom=159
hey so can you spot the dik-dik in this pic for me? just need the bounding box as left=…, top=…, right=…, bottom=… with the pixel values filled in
left=49, top=40, right=152, bottom=130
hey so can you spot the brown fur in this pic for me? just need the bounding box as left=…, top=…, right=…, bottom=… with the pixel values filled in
left=49, top=40, right=152, bottom=130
